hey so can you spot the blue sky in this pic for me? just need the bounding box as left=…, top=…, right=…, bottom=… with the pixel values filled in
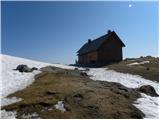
left=2, top=1, right=158, bottom=64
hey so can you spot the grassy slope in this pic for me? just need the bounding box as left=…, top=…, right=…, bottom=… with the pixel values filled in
left=2, top=67, right=144, bottom=119
left=106, top=57, right=159, bottom=82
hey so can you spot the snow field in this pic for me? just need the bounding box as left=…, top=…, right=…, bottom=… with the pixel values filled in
left=0, top=54, right=77, bottom=118
left=0, top=54, right=159, bottom=118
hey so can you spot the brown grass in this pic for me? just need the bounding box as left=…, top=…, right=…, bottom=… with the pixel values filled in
left=3, top=68, right=144, bottom=119
left=106, top=57, right=159, bottom=82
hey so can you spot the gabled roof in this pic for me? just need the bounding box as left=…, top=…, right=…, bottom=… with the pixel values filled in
left=77, top=31, right=125, bottom=55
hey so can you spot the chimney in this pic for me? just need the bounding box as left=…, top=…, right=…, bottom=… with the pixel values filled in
left=88, top=39, right=92, bottom=43
left=107, top=29, right=112, bottom=34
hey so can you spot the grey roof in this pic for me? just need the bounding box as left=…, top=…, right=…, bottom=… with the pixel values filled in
left=77, top=31, right=125, bottom=55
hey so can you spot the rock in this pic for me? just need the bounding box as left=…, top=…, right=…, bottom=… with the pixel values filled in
left=14, top=65, right=32, bottom=72
left=137, top=85, right=158, bottom=97
left=14, top=65, right=38, bottom=72
left=31, top=67, right=38, bottom=71
left=80, top=72, right=88, bottom=77
left=74, top=68, right=79, bottom=70
left=85, top=68, right=90, bottom=71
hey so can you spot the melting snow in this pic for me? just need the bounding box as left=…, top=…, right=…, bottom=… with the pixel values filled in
left=1, top=54, right=52, bottom=106
left=127, top=62, right=139, bottom=65
left=54, top=101, right=66, bottom=113
left=0, top=54, right=78, bottom=105
left=1, top=97, right=22, bottom=107
left=140, top=61, right=150, bottom=64
left=0, top=54, right=159, bottom=118
left=128, top=61, right=150, bottom=66
left=22, top=112, right=40, bottom=119
left=87, top=68, right=158, bottom=93
left=87, top=68, right=159, bottom=118
left=0, top=110, right=17, bottom=119
left=134, top=93, right=159, bottom=118
left=0, top=54, right=76, bottom=118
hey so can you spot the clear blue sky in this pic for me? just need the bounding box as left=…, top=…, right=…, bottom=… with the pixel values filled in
left=2, top=1, right=158, bottom=64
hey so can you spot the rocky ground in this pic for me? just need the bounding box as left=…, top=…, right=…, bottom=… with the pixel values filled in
left=106, top=56, right=159, bottom=82
left=2, top=66, right=150, bottom=119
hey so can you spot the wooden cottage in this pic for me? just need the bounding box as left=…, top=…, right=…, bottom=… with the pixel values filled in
left=77, top=30, right=125, bottom=66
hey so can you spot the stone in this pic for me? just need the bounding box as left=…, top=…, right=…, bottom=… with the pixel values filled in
left=137, top=85, right=158, bottom=97
left=14, top=65, right=38, bottom=73
left=14, top=65, right=32, bottom=72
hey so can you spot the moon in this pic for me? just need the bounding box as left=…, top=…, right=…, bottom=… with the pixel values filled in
left=129, top=4, right=132, bottom=8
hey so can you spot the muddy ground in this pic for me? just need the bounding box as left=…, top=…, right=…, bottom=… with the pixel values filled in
left=2, top=66, right=145, bottom=119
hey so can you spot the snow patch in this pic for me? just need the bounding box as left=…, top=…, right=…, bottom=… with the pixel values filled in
left=0, top=54, right=80, bottom=106
left=1, top=55, right=51, bottom=96
left=140, top=61, right=150, bottom=64
left=86, top=68, right=159, bottom=118
left=1, top=54, right=52, bottom=107
left=127, top=62, right=139, bottom=65
left=0, top=110, right=17, bottom=119
left=54, top=101, right=66, bottom=113
left=0, top=54, right=78, bottom=118
left=1, top=97, right=22, bottom=107
left=87, top=68, right=158, bottom=93
left=22, top=112, right=40, bottom=119
left=127, top=61, right=150, bottom=66
left=133, top=93, right=159, bottom=118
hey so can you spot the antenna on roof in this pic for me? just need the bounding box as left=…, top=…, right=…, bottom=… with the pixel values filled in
left=107, top=29, right=112, bottom=34
left=88, top=39, right=92, bottom=43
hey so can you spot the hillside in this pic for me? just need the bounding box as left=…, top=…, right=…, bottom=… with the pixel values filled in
left=106, top=56, right=159, bottom=82
left=0, top=54, right=159, bottom=119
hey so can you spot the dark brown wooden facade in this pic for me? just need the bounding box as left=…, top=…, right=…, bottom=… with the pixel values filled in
left=77, top=30, right=125, bottom=66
